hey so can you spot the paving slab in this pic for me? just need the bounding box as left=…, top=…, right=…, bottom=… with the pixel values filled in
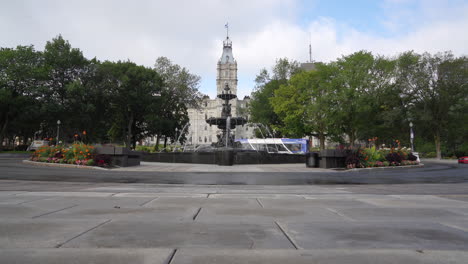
left=0, top=191, right=27, bottom=196
left=0, top=219, right=109, bottom=248
left=146, top=197, right=261, bottom=209
left=17, top=192, right=114, bottom=197
left=64, top=220, right=294, bottom=249
left=195, top=206, right=347, bottom=223
left=259, top=197, right=377, bottom=209
left=0, top=204, right=70, bottom=219
left=113, top=192, right=207, bottom=198
left=438, top=195, right=468, bottom=202
left=333, top=207, right=466, bottom=221
left=0, top=195, right=47, bottom=205
left=280, top=221, right=468, bottom=250
left=0, top=248, right=173, bottom=264
left=171, top=249, right=468, bottom=264
left=40, top=204, right=200, bottom=221
left=357, top=195, right=468, bottom=208
left=25, top=196, right=153, bottom=208
left=208, top=194, right=305, bottom=199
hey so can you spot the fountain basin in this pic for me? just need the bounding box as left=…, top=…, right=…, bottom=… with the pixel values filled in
left=142, top=151, right=305, bottom=165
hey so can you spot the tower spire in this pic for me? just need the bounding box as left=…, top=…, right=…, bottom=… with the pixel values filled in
left=309, top=32, right=312, bottom=62
left=225, top=22, right=229, bottom=38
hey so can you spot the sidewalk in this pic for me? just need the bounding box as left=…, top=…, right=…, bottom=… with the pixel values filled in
left=1, top=180, right=468, bottom=263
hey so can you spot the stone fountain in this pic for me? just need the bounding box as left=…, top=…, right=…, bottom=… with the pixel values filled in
left=206, top=82, right=247, bottom=165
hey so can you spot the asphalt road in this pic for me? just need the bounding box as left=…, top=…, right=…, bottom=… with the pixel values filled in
left=0, top=157, right=467, bottom=185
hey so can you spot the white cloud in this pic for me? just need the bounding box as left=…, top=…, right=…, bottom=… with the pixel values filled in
left=1, top=0, right=467, bottom=99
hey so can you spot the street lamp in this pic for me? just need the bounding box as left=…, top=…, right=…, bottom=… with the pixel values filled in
left=409, top=121, right=414, bottom=151
left=56, top=120, right=61, bottom=145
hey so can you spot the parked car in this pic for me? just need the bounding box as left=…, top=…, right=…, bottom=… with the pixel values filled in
left=458, top=156, right=468, bottom=164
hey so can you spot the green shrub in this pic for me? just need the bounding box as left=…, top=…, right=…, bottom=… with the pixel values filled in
left=86, top=159, right=95, bottom=166
left=136, top=145, right=155, bottom=153
left=454, top=142, right=468, bottom=158
left=424, top=152, right=437, bottom=158
left=363, top=146, right=385, bottom=163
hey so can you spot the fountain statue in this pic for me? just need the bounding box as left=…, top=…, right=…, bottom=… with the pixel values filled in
left=205, top=82, right=247, bottom=165
left=206, top=82, right=247, bottom=148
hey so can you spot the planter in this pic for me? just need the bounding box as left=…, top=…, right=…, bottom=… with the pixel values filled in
left=95, top=146, right=142, bottom=167
left=319, top=149, right=347, bottom=169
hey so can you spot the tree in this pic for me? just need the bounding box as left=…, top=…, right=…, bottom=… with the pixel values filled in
left=153, top=57, right=201, bottom=148
left=42, top=35, right=89, bottom=138
left=0, top=45, right=45, bottom=149
left=405, top=52, right=468, bottom=159
left=249, top=58, right=301, bottom=137
left=270, top=63, right=335, bottom=149
left=99, top=61, right=163, bottom=148
left=326, top=51, right=395, bottom=146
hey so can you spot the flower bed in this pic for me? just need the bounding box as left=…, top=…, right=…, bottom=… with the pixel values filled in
left=345, top=146, right=419, bottom=169
left=30, top=143, right=110, bottom=167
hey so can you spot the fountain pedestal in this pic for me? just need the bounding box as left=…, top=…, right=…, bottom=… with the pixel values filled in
left=206, top=83, right=246, bottom=166
left=215, top=147, right=235, bottom=166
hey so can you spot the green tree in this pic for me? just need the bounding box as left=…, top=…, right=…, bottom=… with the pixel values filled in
left=99, top=61, right=163, bottom=148
left=406, top=52, right=467, bottom=158
left=0, top=45, right=45, bottom=149
left=153, top=57, right=201, bottom=149
left=42, top=35, right=89, bottom=138
left=270, top=63, right=335, bottom=149
left=249, top=58, right=301, bottom=137
left=327, top=51, right=394, bottom=146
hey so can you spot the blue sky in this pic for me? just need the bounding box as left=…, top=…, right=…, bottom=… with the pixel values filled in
left=1, top=0, right=467, bottom=98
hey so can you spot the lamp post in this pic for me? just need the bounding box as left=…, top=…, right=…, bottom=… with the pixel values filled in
left=409, top=121, right=414, bottom=151
left=56, top=120, right=61, bottom=145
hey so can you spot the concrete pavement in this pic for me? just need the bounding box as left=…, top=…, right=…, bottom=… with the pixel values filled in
left=1, top=180, right=468, bottom=263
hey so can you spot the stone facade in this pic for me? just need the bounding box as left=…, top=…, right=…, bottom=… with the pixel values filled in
left=187, top=36, right=254, bottom=145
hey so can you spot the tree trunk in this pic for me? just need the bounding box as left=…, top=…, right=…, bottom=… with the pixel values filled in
left=125, top=112, right=134, bottom=148
left=154, top=134, right=160, bottom=151
left=319, top=133, right=326, bottom=150
left=348, top=132, right=355, bottom=148
left=0, top=114, right=9, bottom=151
left=434, top=132, right=442, bottom=159
left=163, top=136, right=168, bottom=149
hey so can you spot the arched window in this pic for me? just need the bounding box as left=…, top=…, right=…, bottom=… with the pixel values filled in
left=204, top=137, right=207, bottom=143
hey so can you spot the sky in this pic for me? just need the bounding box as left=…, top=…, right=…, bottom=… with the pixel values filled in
left=1, top=0, right=467, bottom=98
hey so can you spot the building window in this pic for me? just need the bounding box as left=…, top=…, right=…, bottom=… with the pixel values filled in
left=204, top=102, right=207, bottom=107
left=205, top=113, right=207, bottom=119
left=199, top=136, right=202, bottom=142
left=209, top=135, right=212, bottom=142
left=204, top=137, right=207, bottom=143
left=204, top=126, right=207, bottom=131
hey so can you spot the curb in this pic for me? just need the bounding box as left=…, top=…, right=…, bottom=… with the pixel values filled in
left=22, top=160, right=111, bottom=171
left=341, top=163, right=425, bottom=172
